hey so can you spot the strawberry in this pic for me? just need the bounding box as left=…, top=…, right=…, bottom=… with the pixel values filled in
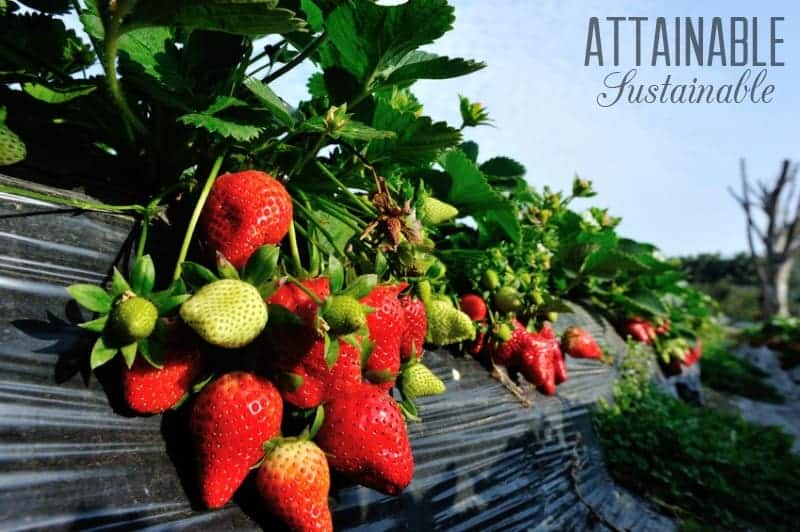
left=321, top=295, right=366, bottom=336
left=402, top=362, right=445, bottom=399
left=655, top=319, right=671, bottom=336
left=518, top=335, right=555, bottom=394
left=551, top=345, right=568, bottom=385
left=489, top=319, right=528, bottom=368
left=0, top=125, right=26, bottom=166
left=561, top=326, right=603, bottom=360
left=493, top=286, right=523, bottom=313
left=467, top=327, right=488, bottom=359
left=682, top=339, right=703, bottom=367
left=256, top=438, right=332, bottom=532
left=121, top=344, right=205, bottom=414
left=459, top=293, right=487, bottom=321
left=315, top=384, right=413, bottom=495
left=625, top=316, right=656, bottom=344
left=191, top=372, right=283, bottom=508
left=107, top=294, right=158, bottom=345
left=426, top=299, right=475, bottom=346
left=180, top=279, right=267, bottom=348
left=399, top=295, right=427, bottom=361
left=360, top=284, right=407, bottom=389
left=418, top=197, right=458, bottom=225
left=269, top=277, right=331, bottom=327
left=201, top=170, right=292, bottom=268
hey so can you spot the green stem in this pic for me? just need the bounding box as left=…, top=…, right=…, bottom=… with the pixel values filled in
left=262, top=33, right=327, bottom=84
left=291, top=198, right=346, bottom=259
left=315, top=161, right=376, bottom=216
left=290, top=134, right=327, bottom=178
left=172, top=154, right=225, bottom=281
left=136, top=218, right=148, bottom=259
left=287, top=221, right=304, bottom=276
left=0, top=184, right=147, bottom=214
left=286, top=275, right=324, bottom=306
left=135, top=180, right=190, bottom=259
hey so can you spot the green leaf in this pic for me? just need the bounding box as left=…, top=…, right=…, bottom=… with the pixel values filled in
left=342, top=274, right=377, bottom=300
left=120, top=342, right=138, bottom=368
left=267, top=304, right=304, bottom=327
left=124, top=0, right=308, bottom=36
left=181, top=261, right=220, bottom=290
left=308, top=210, right=357, bottom=257
left=321, top=0, right=454, bottom=85
left=326, top=255, right=344, bottom=292
left=131, top=255, right=156, bottom=296
left=298, top=115, right=394, bottom=142
left=480, top=156, right=526, bottom=189
left=178, top=96, right=266, bottom=141
left=90, top=336, right=117, bottom=369
left=582, top=249, right=650, bottom=278
left=111, top=267, right=131, bottom=298
left=368, top=96, right=461, bottom=165
left=617, top=292, right=669, bottom=317
left=324, top=335, right=339, bottom=368
left=381, top=51, right=484, bottom=87
left=22, top=82, right=96, bottom=104
left=244, top=77, right=295, bottom=127
left=216, top=252, right=240, bottom=280
left=300, top=0, right=324, bottom=32
left=242, top=245, right=280, bottom=285
left=67, top=284, right=112, bottom=313
left=308, top=404, right=325, bottom=439
left=78, top=314, right=108, bottom=333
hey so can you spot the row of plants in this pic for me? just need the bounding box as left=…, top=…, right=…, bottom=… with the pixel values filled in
left=1, top=0, right=717, bottom=529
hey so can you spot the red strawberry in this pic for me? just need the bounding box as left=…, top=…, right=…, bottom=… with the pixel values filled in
left=467, top=326, right=488, bottom=359
left=268, top=277, right=330, bottom=327
left=561, top=326, right=603, bottom=360
left=315, top=384, right=413, bottom=495
left=256, top=438, right=332, bottom=532
left=682, top=339, right=703, bottom=367
left=655, top=319, right=671, bottom=336
left=360, top=284, right=407, bottom=389
left=518, top=334, right=556, bottom=394
left=201, top=170, right=293, bottom=268
left=489, top=319, right=529, bottom=368
left=399, top=295, right=427, bottom=361
left=551, top=346, right=568, bottom=385
left=459, top=293, right=487, bottom=321
left=121, top=344, right=205, bottom=414
left=191, top=372, right=283, bottom=509
left=625, top=316, right=656, bottom=344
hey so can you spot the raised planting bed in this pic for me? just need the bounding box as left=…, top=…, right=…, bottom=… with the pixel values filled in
left=0, top=178, right=673, bottom=531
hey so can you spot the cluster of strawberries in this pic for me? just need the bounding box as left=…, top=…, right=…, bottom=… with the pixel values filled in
left=458, top=294, right=604, bottom=395
left=70, top=170, right=450, bottom=532
left=623, top=316, right=703, bottom=375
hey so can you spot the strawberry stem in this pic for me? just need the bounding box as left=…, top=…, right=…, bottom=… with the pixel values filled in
left=315, top=161, right=376, bottom=217
left=285, top=275, right=325, bottom=306
left=172, top=154, right=225, bottom=281
left=0, top=183, right=147, bottom=214
left=287, top=221, right=304, bottom=276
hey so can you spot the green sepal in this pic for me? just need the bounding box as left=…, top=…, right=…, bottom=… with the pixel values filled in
left=170, top=392, right=190, bottom=410
left=341, top=274, right=377, bottom=299
left=360, top=337, right=375, bottom=367
left=192, top=373, right=216, bottom=394
left=131, top=255, right=156, bottom=296
left=267, top=304, right=304, bottom=327
left=67, top=284, right=112, bottom=313
left=308, top=405, right=325, bottom=440
left=181, top=261, right=219, bottom=290
left=111, top=267, right=131, bottom=298
left=326, top=255, right=344, bottom=293
left=216, top=252, right=240, bottom=280
left=398, top=398, right=420, bottom=422
left=90, top=336, right=117, bottom=369
left=79, top=315, right=108, bottom=333
left=242, top=245, right=280, bottom=286
left=324, top=334, right=340, bottom=369
left=275, top=372, right=304, bottom=392
left=365, top=369, right=395, bottom=384
left=120, top=342, right=138, bottom=368
left=150, top=293, right=190, bottom=315
left=374, top=250, right=388, bottom=277
left=138, top=337, right=164, bottom=369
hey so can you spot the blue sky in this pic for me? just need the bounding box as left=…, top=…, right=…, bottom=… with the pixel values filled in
left=273, top=1, right=800, bottom=257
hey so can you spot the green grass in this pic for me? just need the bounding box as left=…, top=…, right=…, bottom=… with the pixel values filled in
left=594, top=343, right=800, bottom=531
left=700, top=336, right=784, bottom=404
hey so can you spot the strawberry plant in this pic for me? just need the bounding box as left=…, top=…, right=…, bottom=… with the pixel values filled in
left=0, top=0, right=723, bottom=526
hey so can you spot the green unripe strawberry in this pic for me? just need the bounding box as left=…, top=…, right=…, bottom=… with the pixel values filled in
left=0, top=126, right=26, bottom=166
left=482, top=269, right=500, bottom=290
left=107, top=294, right=158, bottom=345
left=402, top=363, right=445, bottom=399
left=180, top=279, right=267, bottom=348
left=419, top=197, right=458, bottom=225
left=426, top=300, right=475, bottom=346
left=494, top=286, right=522, bottom=313
left=547, top=312, right=559, bottom=323
left=322, top=295, right=366, bottom=335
